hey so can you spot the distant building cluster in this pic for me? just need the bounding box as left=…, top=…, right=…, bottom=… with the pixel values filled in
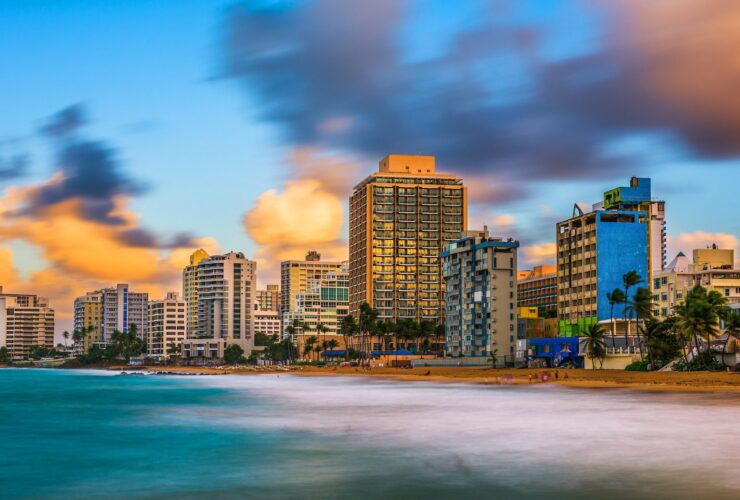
left=2, top=155, right=738, bottom=365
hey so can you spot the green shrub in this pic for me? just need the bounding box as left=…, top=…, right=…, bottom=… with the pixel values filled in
left=625, top=360, right=649, bottom=371
left=673, top=350, right=724, bottom=372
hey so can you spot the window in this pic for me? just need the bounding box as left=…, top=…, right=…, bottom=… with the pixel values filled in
left=725, top=288, right=731, bottom=297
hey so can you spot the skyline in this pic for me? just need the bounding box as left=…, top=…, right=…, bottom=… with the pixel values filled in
left=1, top=0, right=738, bottom=334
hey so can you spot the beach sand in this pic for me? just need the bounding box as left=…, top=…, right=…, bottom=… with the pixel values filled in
left=116, top=364, right=740, bottom=393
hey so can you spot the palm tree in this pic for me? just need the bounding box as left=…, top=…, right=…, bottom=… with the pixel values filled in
left=339, top=315, right=357, bottom=361
left=62, top=331, right=70, bottom=349
left=639, top=317, right=665, bottom=369
left=167, top=342, right=181, bottom=364
left=315, top=323, right=329, bottom=361
left=675, top=285, right=724, bottom=369
left=358, top=303, right=379, bottom=364
left=326, top=338, right=339, bottom=362
left=721, top=314, right=740, bottom=366
left=489, top=348, right=499, bottom=369
left=582, top=323, right=607, bottom=370
left=606, top=288, right=626, bottom=337
left=304, top=335, right=318, bottom=361
left=631, top=287, right=654, bottom=359
left=622, top=270, right=643, bottom=348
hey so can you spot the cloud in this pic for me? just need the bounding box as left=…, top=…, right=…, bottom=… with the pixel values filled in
left=667, top=231, right=738, bottom=266
left=40, top=103, right=87, bottom=138
left=243, top=177, right=347, bottom=282
left=521, top=242, right=556, bottom=266
left=224, top=0, right=740, bottom=195
left=0, top=104, right=217, bottom=335
left=0, top=152, right=28, bottom=181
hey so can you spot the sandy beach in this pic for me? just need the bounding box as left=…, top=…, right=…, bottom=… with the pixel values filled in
left=112, top=364, right=740, bottom=393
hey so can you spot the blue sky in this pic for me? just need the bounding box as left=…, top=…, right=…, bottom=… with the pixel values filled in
left=1, top=0, right=738, bottom=329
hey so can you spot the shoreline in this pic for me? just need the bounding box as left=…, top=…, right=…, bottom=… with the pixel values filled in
left=108, top=364, right=740, bottom=394
left=5, top=363, right=740, bottom=394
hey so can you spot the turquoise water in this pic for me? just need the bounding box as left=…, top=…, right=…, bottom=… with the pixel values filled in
left=2, top=369, right=740, bottom=499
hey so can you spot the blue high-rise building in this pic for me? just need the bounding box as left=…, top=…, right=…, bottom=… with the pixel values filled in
left=556, top=177, right=663, bottom=336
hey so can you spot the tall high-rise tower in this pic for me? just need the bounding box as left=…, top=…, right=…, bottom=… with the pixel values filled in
left=183, top=248, right=209, bottom=338
left=349, top=155, right=467, bottom=323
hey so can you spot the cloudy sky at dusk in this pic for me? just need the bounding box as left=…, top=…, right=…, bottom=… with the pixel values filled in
left=1, top=0, right=738, bottom=333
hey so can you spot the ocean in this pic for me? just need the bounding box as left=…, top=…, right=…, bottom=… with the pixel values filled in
left=1, top=368, right=739, bottom=499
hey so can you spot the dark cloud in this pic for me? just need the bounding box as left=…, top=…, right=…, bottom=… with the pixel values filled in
left=22, top=105, right=200, bottom=249
left=27, top=139, right=146, bottom=224
left=40, top=103, right=87, bottom=138
left=223, top=0, right=740, bottom=191
left=0, top=152, right=28, bottom=180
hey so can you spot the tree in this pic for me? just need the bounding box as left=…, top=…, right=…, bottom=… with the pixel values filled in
left=676, top=285, right=726, bottom=369
left=631, top=287, right=654, bottom=359
left=0, top=346, right=11, bottom=364
left=62, top=330, right=70, bottom=349
left=224, top=344, right=246, bottom=364
left=622, top=270, right=643, bottom=347
left=167, top=343, right=182, bottom=364
left=358, top=302, right=379, bottom=363
left=640, top=318, right=681, bottom=370
left=315, top=323, right=329, bottom=362
left=582, top=323, right=607, bottom=369
left=489, top=348, right=499, bottom=369
left=108, top=324, right=147, bottom=363
left=721, top=313, right=740, bottom=366
left=606, top=288, right=626, bottom=337
left=304, top=335, right=318, bottom=361
left=339, top=315, right=358, bottom=361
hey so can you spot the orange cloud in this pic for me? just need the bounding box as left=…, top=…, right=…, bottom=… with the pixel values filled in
left=0, top=178, right=218, bottom=335
left=243, top=149, right=358, bottom=283
left=521, top=242, right=556, bottom=266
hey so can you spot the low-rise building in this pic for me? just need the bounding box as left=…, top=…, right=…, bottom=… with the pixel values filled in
left=253, top=307, right=281, bottom=339
left=442, top=228, right=519, bottom=363
left=654, top=247, right=739, bottom=318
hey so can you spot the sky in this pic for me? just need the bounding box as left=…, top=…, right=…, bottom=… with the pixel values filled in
left=1, top=0, right=738, bottom=335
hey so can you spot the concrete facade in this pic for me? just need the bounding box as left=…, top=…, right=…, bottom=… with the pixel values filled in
left=0, top=288, right=55, bottom=361
left=442, top=229, right=519, bottom=362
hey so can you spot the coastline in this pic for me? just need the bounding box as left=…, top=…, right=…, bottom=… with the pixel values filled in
left=102, top=364, right=740, bottom=394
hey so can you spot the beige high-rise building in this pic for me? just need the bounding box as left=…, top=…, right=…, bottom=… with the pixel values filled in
left=349, top=155, right=467, bottom=323
left=147, top=292, right=186, bottom=360
left=183, top=248, right=209, bottom=338
left=280, top=251, right=345, bottom=315
left=0, top=287, right=55, bottom=361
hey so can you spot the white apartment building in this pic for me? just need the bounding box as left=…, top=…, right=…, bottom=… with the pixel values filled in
left=183, top=251, right=256, bottom=359
left=147, top=292, right=186, bottom=360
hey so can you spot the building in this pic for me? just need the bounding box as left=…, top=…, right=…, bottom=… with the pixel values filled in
left=280, top=251, right=345, bottom=315
left=183, top=248, right=209, bottom=338
left=147, top=292, right=186, bottom=360
left=603, top=177, right=666, bottom=276
left=556, top=177, right=659, bottom=336
left=442, top=228, right=519, bottom=361
left=182, top=251, right=256, bottom=359
left=517, top=265, right=557, bottom=314
left=73, top=284, right=148, bottom=349
left=256, top=284, right=279, bottom=312
left=73, top=292, right=102, bottom=351
left=654, top=247, right=739, bottom=318
left=0, top=287, right=55, bottom=361
left=282, top=263, right=349, bottom=355
left=349, top=154, right=467, bottom=323
left=252, top=307, right=282, bottom=339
